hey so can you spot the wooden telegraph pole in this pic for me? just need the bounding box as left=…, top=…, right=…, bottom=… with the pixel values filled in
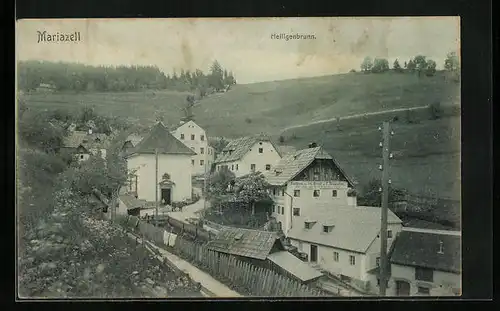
left=155, top=148, right=159, bottom=226
left=379, top=121, right=393, bottom=296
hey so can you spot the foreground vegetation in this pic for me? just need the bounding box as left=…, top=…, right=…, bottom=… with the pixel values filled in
left=17, top=109, right=201, bottom=298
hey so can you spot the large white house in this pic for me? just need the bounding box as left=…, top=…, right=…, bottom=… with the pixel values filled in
left=123, top=121, right=196, bottom=204
left=170, top=120, right=215, bottom=175
left=386, top=228, right=461, bottom=297
left=286, top=205, right=402, bottom=292
left=264, top=144, right=358, bottom=234
left=214, top=135, right=282, bottom=178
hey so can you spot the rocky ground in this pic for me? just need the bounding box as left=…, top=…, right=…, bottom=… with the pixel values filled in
left=18, top=187, right=203, bottom=298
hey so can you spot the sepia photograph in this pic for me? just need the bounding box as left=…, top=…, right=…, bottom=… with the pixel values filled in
left=16, top=17, right=461, bottom=299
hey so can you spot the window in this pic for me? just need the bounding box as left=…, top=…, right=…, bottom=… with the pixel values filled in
left=273, top=205, right=276, bottom=213
left=349, top=255, right=356, bottom=265
left=376, top=257, right=381, bottom=267
left=258, top=148, right=263, bottom=153
left=293, top=208, right=300, bottom=216
left=388, top=230, right=393, bottom=238
left=235, top=164, right=238, bottom=170
left=417, top=287, right=430, bottom=295
left=333, top=252, right=339, bottom=262
left=191, top=160, right=195, bottom=165
left=200, top=147, right=205, bottom=154
left=231, top=164, right=234, bottom=170
left=305, top=222, right=311, bottom=229
left=294, top=190, right=300, bottom=197
left=200, top=160, right=204, bottom=166
left=313, top=190, right=320, bottom=197
left=273, top=188, right=276, bottom=196
left=279, top=206, right=283, bottom=214
left=201, top=135, right=205, bottom=141
left=323, top=225, right=333, bottom=233
left=180, top=133, right=185, bottom=140
left=80, top=155, right=84, bottom=159
left=265, top=164, right=271, bottom=170
left=251, top=164, right=256, bottom=171
left=415, top=267, right=434, bottom=282
left=281, top=189, right=284, bottom=196
left=332, top=190, right=338, bottom=197
left=191, top=134, right=195, bottom=140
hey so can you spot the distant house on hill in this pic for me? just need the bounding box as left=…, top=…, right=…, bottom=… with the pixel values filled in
left=214, top=134, right=282, bottom=178
left=387, top=228, right=461, bottom=297
left=123, top=121, right=196, bottom=205
left=206, top=227, right=323, bottom=285
left=35, top=83, right=56, bottom=93
left=62, top=129, right=111, bottom=162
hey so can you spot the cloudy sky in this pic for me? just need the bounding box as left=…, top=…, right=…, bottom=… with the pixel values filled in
left=16, top=17, right=460, bottom=84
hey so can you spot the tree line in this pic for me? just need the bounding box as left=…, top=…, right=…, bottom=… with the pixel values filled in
left=358, top=51, right=460, bottom=77
left=17, top=60, right=237, bottom=98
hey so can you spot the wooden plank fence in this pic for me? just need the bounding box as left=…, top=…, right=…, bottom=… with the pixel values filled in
left=172, top=235, right=325, bottom=297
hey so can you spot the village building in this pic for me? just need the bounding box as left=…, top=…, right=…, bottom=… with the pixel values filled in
left=170, top=120, right=215, bottom=176
left=284, top=205, right=402, bottom=292
left=62, top=129, right=110, bottom=162
left=214, top=135, right=282, bottom=178
left=206, top=227, right=323, bottom=285
left=35, top=83, right=56, bottom=93
left=386, top=228, right=461, bottom=296
left=117, top=193, right=147, bottom=217
left=123, top=121, right=196, bottom=205
left=264, top=143, right=357, bottom=234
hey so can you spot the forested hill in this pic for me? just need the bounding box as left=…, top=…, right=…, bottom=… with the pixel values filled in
left=17, top=60, right=237, bottom=96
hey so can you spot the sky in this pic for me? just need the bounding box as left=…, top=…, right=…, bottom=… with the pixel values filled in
left=16, top=17, right=460, bottom=84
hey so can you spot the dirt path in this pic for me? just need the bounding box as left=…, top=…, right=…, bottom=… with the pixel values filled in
left=281, top=105, right=428, bottom=133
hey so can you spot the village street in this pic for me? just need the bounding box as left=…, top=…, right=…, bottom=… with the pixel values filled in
left=166, top=187, right=206, bottom=223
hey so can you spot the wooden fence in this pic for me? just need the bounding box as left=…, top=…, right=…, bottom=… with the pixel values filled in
left=172, top=236, right=326, bottom=297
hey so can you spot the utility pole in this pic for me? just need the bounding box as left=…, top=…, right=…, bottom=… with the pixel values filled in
left=379, top=121, right=393, bottom=296
left=155, top=148, right=159, bottom=226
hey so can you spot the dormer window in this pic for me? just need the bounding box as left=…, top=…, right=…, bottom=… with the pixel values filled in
left=229, top=150, right=233, bottom=155
left=323, top=225, right=334, bottom=233
left=304, top=220, right=316, bottom=229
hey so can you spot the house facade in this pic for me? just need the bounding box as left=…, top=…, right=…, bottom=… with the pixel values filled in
left=124, top=122, right=196, bottom=204
left=285, top=205, right=402, bottom=292
left=171, top=120, right=215, bottom=176
left=214, top=135, right=282, bottom=178
left=264, top=145, right=357, bottom=234
left=387, top=228, right=461, bottom=297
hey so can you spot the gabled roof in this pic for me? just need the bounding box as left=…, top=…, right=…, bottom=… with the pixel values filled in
left=390, top=230, right=461, bottom=274
left=125, top=122, right=196, bottom=158
left=170, top=119, right=204, bottom=132
left=287, top=205, right=401, bottom=254
left=263, top=146, right=355, bottom=187
left=214, top=135, right=281, bottom=164
left=206, top=227, right=284, bottom=260
left=63, top=131, right=111, bottom=150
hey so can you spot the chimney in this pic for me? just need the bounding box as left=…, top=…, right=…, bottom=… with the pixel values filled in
left=438, top=241, right=444, bottom=254
left=308, top=142, right=317, bottom=148
left=180, top=120, right=185, bottom=125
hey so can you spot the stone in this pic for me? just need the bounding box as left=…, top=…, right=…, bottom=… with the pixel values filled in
left=132, top=271, right=139, bottom=275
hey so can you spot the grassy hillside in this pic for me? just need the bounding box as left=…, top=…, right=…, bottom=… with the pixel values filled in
left=22, top=71, right=461, bottom=200
left=22, top=71, right=459, bottom=137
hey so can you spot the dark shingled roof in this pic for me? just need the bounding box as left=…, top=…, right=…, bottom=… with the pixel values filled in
left=263, top=146, right=355, bottom=187
left=390, top=231, right=461, bottom=274
left=125, top=122, right=196, bottom=158
left=206, top=227, right=284, bottom=260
